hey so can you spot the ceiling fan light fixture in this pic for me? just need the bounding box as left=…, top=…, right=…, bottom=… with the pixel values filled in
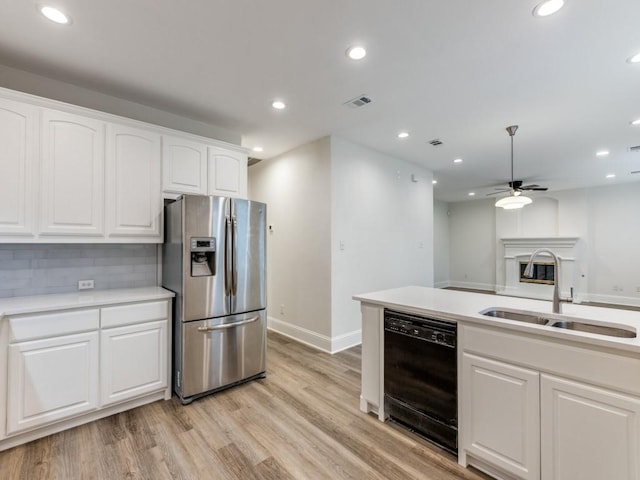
left=495, top=195, right=532, bottom=210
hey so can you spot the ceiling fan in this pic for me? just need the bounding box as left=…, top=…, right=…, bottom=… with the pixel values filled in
left=489, top=125, right=548, bottom=209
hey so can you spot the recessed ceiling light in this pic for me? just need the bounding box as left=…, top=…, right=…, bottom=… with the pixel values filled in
left=533, top=0, right=565, bottom=17
left=271, top=100, right=286, bottom=110
left=432, top=180, right=438, bottom=185
left=39, top=5, right=70, bottom=24
left=631, top=119, right=640, bottom=126
left=397, top=132, right=409, bottom=139
left=606, top=174, right=616, bottom=179
left=453, top=158, right=463, bottom=164
left=252, top=146, right=264, bottom=153
left=346, top=46, right=367, bottom=60
left=596, top=150, right=610, bottom=157
left=627, top=52, right=640, bottom=64
left=468, top=192, right=476, bottom=196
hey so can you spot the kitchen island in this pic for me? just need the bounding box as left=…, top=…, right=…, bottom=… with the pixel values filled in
left=354, top=286, right=640, bottom=480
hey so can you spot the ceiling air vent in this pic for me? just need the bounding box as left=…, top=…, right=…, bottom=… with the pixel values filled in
left=428, top=139, right=443, bottom=147
left=629, top=145, right=640, bottom=153
left=343, top=94, right=372, bottom=109
left=631, top=171, right=640, bottom=175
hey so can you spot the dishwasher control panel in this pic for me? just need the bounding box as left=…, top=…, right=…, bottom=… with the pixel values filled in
left=384, top=310, right=456, bottom=348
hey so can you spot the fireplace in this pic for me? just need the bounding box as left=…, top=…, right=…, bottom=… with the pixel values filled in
left=497, top=237, right=580, bottom=301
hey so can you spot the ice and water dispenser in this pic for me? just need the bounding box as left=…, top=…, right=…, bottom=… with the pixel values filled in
left=190, top=237, right=216, bottom=276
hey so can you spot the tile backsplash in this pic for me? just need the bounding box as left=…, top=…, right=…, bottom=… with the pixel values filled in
left=0, top=244, right=158, bottom=298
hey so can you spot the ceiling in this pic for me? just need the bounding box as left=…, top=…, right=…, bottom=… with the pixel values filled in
left=0, top=0, right=639, bottom=202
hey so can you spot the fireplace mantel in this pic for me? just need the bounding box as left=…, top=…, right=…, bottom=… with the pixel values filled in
left=497, top=237, right=581, bottom=301
left=501, top=237, right=580, bottom=249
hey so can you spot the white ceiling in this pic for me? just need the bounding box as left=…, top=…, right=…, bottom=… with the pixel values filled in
left=0, top=0, right=639, bottom=202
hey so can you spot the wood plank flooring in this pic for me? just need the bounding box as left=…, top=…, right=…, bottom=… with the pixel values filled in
left=0, top=332, right=490, bottom=480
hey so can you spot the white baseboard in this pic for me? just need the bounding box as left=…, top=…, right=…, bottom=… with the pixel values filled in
left=582, top=293, right=640, bottom=308
left=331, top=329, right=362, bottom=353
left=435, top=280, right=452, bottom=289
left=267, top=316, right=361, bottom=354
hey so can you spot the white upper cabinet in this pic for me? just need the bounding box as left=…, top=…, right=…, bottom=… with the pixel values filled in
left=208, top=146, right=248, bottom=198
left=39, top=109, right=105, bottom=237
left=0, top=98, right=36, bottom=237
left=106, top=124, right=162, bottom=240
left=162, top=135, right=208, bottom=195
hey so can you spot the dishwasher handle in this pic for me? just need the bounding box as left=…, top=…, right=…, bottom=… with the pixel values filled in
left=197, top=316, right=260, bottom=332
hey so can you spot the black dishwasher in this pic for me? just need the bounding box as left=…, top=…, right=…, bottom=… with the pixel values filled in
left=384, top=309, right=457, bottom=453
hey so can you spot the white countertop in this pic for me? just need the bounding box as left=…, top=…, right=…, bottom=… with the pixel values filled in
left=354, top=286, right=640, bottom=353
left=0, top=287, right=174, bottom=318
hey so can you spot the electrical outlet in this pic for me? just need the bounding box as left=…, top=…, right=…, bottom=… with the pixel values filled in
left=636, top=286, right=640, bottom=293
left=78, top=279, right=94, bottom=290
left=280, top=304, right=285, bottom=315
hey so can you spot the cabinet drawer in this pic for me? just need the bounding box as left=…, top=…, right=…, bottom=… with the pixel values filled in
left=101, top=300, right=168, bottom=328
left=9, top=309, right=99, bottom=343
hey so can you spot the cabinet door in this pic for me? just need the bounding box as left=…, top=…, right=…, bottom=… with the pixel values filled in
left=207, top=146, right=248, bottom=198
left=106, top=124, right=162, bottom=239
left=7, top=331, right=99, bottom=435
left=0, top=98, right=36, bottom=237
left=39, top=109, right=105, bottom=237
left=461, top=353, right=540, bottom=480
left=162, top=135, right=207, bottom=195
left=541, top=374, right=640, bottom=480
left=100, top=320, right=168, bottom=407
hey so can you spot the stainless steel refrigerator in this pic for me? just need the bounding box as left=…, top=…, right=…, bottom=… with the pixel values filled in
left=162, top=194, right=266, bottom=404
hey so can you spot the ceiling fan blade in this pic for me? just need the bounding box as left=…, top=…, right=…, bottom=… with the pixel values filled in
left=493, top=188, right=510, bottom=192
left=486, top=191, right=506, bottom=196
left=520, top=184, right=539, bottom=188
left=521, top=186, right=548, bottom=191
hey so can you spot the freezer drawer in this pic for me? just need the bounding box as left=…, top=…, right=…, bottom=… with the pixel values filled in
left=177, top=310, right=266, bottom=401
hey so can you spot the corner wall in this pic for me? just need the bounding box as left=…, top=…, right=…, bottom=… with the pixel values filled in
left=247, top=138, right=333, bottom=350
left=248, top=136, right=435, bottom=353
left=330, top=137, right=434, bottom=351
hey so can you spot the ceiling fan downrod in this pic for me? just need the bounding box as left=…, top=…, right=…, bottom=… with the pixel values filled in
left=506, top=125, right=518, bottom=186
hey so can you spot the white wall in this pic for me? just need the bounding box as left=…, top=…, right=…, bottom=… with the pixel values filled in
left=330, top=137, right=434, bottom=350
left=448, top=198, right=496, bottom=291
left=248, top=137, right=333, bottom=348
left=0, top=64, right=240, bottom=144
left=446, top=182, right=640, bottom=306
left=434, top=200, right=451, bottom=288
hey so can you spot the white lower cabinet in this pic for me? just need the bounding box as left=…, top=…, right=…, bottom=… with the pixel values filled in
left=0, top=294, right=172, bottom=450
left=462, top=353, right=540, bottom=480
left=540, top=374, right=640, bottom=480
left=100, top=320, right=167, bottom=406
left=7, top=331, right=99, bottom=435
left=460, top=324, right=640, bottom=480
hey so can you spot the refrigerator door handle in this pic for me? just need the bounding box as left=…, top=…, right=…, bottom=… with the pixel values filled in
left=225, top=215, right=232, bottom=296
left=196, top=316, right=260, bottom=332
left=232, top=216, right=238, bottom=296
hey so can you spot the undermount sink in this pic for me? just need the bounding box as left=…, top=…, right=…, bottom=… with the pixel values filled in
left=481, top=309, right=637, bottom=339
left=482, top=309, right=550, bottom=325
left=548, top=321, right=636, bottom=338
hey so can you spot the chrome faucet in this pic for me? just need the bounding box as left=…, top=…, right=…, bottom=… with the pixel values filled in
left=523, top=248, right=573, bottom=313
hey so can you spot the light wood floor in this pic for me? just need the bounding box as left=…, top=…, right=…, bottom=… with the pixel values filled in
left=0, top=332, right=490, bottom=480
